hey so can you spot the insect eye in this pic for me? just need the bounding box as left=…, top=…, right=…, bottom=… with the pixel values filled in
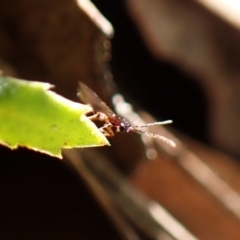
left=119, top=122, right=126, bottom=132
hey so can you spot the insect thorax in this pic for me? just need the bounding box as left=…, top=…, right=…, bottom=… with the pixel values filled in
left=108, top=114, right=130, bottom=132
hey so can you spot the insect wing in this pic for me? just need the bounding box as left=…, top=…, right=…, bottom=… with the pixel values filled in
left=78, top=81, right=114, bottom=115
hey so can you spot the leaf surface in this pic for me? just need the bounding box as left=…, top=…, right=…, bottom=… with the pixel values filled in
left=0, top=76, right=109, bottom=158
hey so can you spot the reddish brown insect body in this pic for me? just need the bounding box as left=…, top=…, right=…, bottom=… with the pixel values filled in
left=78, top=82, right=175, bottom=147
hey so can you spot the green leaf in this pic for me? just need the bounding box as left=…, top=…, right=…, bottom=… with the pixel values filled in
left=0, top=76, right=109, bottom=158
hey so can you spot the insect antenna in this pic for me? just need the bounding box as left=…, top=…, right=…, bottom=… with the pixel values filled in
left=133, top=129, right=176, bottom=147
left=132, top=120, right=173, bottom=128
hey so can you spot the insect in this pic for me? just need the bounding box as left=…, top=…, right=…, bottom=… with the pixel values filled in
left=78, top=82, right=175, bottom=147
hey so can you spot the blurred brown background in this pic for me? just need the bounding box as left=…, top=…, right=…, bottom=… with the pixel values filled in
left=1, top=0, right=240, bottom=239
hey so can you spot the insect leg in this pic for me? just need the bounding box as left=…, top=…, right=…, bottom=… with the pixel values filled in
left=88, top=112, right=110, bottom=123
left=99, top=123, right=115, bottom=137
